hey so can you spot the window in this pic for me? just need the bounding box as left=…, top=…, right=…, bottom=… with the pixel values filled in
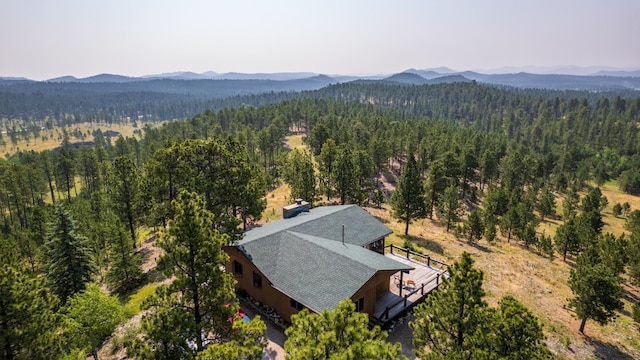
left=252, top=271, right=262, bottom=288
left=233, top=260, right=243, bottom=276
left=290, top=298, right=304, bottom=311
left=355, top=297, right=364, bottom=312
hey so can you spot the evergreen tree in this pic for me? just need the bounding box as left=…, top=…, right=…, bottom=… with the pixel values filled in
left=391, top=154, right=427, bottom=236
left=554, top=216, right=581, bottom=262
left=196, top=315, right=267, bottom=360
left=46, top=202, right=95, bottom=303
left=317, top=139, right=338, bottom=201
left=411, top=252, right=550, bottom=359
left=332, top=145, right=358, bottom=205
left=411, top=252, right=487, bottom=359
left=282, top=149, right=317, bottom=205
left=425, top=160, right=447, bottom=220
left=107, top=156, right=140, bottom=247
left=568, top=248, right=624, bottom=334
left=488, top=296, right=551, bottom=359
left=463, top=209, right=484, bottom=243
left=537, top=185, right=556, bottom=221
left=562, top=187, right=580, bottom=220
left=134, top=191, right=244, bottom=356
left=0, top=240, right=61, bottom=360
left=284, top=299, right=406, bottom=360
left=106, top=222, right=143, bottom=293
left=436, top=185, right=463, bottom=232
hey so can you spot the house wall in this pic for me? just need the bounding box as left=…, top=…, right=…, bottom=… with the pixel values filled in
left=224, top=246, right=304, bottom=323
left=350, top=270, right=397, bottom=315
left=225, top=247, right=398, bottom=323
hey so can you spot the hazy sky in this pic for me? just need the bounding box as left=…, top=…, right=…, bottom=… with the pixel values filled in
left=2, top=0, right=639, bottom=80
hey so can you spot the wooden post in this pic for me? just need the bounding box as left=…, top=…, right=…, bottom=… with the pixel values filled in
left=390, top=244, right=394, bottom=254
left=421, top=283, right=424, bottom=295
left=399, top=272, right=404, bottom=297
left=427, top=256, right=431, bottom=267
left=404, top=294, right=408, bottom=307
left=436, top=273, right=440, bottom=285
left=406, top=248, right=410, bottom=259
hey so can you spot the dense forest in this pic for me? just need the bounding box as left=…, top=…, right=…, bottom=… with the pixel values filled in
left=2, top=80, right=640, bottom=358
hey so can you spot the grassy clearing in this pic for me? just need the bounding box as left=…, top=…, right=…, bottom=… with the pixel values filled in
left=123, top=282, right=160, bottom=315
left=2, top=122, right=141, bottom=156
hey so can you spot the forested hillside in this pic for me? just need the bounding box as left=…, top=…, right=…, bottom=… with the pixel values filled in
left=2, top=81, right=640, bottom=359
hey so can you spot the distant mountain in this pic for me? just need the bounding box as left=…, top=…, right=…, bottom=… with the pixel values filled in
left=428, top=75, right=472, bottom=84
left=592, top=70, right=640, bottom=77
left=383, top=72, right=429, bottom=85
left=47, top=75, right=79, bottom=82
left=215, top=72, right=318, bottom=81
left=47, top=74, right=136, bottom=83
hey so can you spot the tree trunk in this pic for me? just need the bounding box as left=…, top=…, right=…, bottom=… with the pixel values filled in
left=579, top=317, right=587, bottom=333
left=405, top=218, right=410, bottom=236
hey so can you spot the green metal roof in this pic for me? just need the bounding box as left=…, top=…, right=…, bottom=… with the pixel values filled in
left=235, top=205, right=412, bottom=312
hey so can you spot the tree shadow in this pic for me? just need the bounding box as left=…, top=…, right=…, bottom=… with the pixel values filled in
left=373, top=215, right=390, bottom=224
left=467, top=241, right=493, bottom=253
left=401, top=234, right=445, bottom=255
left=585, top=335, right=636, bottom=360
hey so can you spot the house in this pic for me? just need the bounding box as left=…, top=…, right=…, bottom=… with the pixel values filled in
left=224, top=203, right=414, bottom=323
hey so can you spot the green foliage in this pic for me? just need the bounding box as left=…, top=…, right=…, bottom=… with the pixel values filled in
left=0, top=241, right=62, bottom=360
left=436, top=185, right=463, bottom=232
left=196, top=315, right=267, bottom=360
left=106, top=223, right=143, bottom=293
left=488, top=296, right=552, bottom=359
left=537, top=185, right=556, bottom=221
left=318, top=138, right=338, bottom=201
left=332, top=145, right=358, bottom=205
left=463, top=209, right=484, bottom=243
left=63, top=283, right=126, bottom=358
left=391, top=154, right=427, bottom=236
left=283, top=148, right=316, bottom=205
left=612, top=203, right=623, bottom=217
left=132, top=191, right=238, bottom=356
left=284, top=299, right=406, bottom=360
left=411, top=252, right=487, bottom=359
left=46, top=202, right=96, bottom=303
left=107, top=156, right=141, bottom=246
left=411, top=252, right=550, bottom=359
left=554, top=216, right=581, bottom=262
left=568, top=247, right=624, bottom=333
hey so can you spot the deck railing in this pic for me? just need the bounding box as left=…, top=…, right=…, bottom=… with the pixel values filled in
left=385, top=244, right=448, bottom=271
left=378, top=272, right=444, bottom=320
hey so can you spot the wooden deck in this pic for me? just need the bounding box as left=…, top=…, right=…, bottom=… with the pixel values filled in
left=370, top=246, right=447, bottom=327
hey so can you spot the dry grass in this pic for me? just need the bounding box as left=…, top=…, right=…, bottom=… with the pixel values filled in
left=2, top=122, right=140, bottom=156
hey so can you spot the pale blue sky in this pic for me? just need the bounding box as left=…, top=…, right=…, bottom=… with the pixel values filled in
left=2, top=0, right=639, bottom=80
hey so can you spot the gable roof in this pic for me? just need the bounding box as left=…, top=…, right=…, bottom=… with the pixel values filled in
left=233, top=205, right=412, bottom=312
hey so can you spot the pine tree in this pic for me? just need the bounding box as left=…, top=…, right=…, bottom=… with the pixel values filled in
left=284, top=299, right=406, bottom=359
left=411, top=252, right=550, bottom=359
left=463, top=209, right=484, bottom=243
left=391, top=154, right=427, bottom=236
left=106, top=222, right=143, bottom=293
left=132, top=190, right=256, bottom=359
left=411, top=252, right=487, bottom=358
left=436, top=185, right=463, bottom=232
left=0, top=240, right=61, bottom=360
left=282, top=149, right=316, bottom=205
left=568, top=248, right=624, bottom=334
left=46, top=202, right=95, bottom=304
left=107, top=156, right=140, bottom=247
left=488, top=296, right=551, bottom=358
